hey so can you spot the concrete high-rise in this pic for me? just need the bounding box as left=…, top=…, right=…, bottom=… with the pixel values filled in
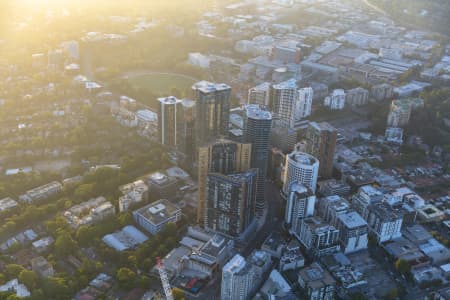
left=297, top=216, right=341, bottom=257
left=269, top=78, right=298, bottom=128
left=205, top=169, right=257, bottom=237
left=243, top=105, right=272, bottom=214
left=248, top=82, right=270, bottom=106
left=157, top=96, right=183, bottom=147
left=197, top=139, right=252, bottom=223
left=221, top=254, right=255, bottom=300
left=296, top=87, right=313, bottom=119
left=282, top=151, right=319, bottom=195
left=192, top=81, right=231, bottom=146
left=180, top=99, right=196, bottom=159
left=284, top=183, right=316, bottom=234
left=305, top=122, right=337, bottom=179
left=221, top=251, right=272, bottom=300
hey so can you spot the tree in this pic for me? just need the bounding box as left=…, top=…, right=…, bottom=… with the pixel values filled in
left=349, top=292, right=366, bottom=300
left=18, top=270, right=39, bottom=290
left=4, top=264, right=24, bottom=279
left=384, top=288, right=398, bottom=300
left=172, top=288, right=185, bottom=300
left=116, top=267, right=136, bottom=290
left=54, top=232, right=77, bottom=257
left=76, top=226, right=94, bottom=246
left=395, top=259, right=411, bottom=275
left=42, top=277, right=71, bottom=299
left=74, top=183, right=95, bottom=199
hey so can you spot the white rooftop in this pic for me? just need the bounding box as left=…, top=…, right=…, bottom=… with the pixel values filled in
left=338, top=211, right=367, bottom=228
left=192, top=80, right=230, bottom=93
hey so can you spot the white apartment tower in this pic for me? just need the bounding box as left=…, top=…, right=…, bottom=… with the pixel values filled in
left=221, top=254, right=255, bottom=300
left=282, top=151, right=319, bottom=194
left=296, top=87, right=313, bottom=119
left=270, top=78, right=298, bottom=128
left=284, top=183, right=316, bottom=234
left=324, top=89, right=346, bottom=110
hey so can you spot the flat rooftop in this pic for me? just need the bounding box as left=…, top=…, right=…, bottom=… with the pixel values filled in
left=309, top=121, right=336, bottom=132
left=134, top=199, right=180, bottom=225
left=244, top=104, right=272, bottom=120
left=338, top=211, right=367, bottom=228
left=158, top=96, right=182, bottom=105
left=289, top=151, right=318, bottom=166
left=272, top=78, right=297, bottom=90
left=192, top=80, right=230, bottom=93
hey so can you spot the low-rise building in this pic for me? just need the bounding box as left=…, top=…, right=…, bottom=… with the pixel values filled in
left=146, top=171, right=178, bottom=199
left=346, top=87, right=369, bottom=107
left=133, top=199, right=181, bottom=235
left=336, top=211, right=368, bottom=254
left=417, top=204, right=445, bottom=222
left=118, top=180, right=149, bottom=212
left=64, top=197, right=116, bottom=228
left=387, top=99, right=412, bottom=128
left=0, top=279, right=30, bottom=298
left=298, top=262, right=336, bottom=300
left=419, top=239, right=450, bottom=265
left=261, top=233, right=286, bottom=259
left=256, top=269, right=295, bottom=300
left=364, top=202, right=403, bottom=243
left=317, top=180, right=350, bottom=197
left=102, top=225, right=149, bottom=251
left=402, top=225, right=432, bottom=245
left=297, top=216, right=341, bottom=257
left=317, top=195, right=351, bottom=227
left=0, top=197, right=18, bottom=212
left=31, top=256, right=54, bottom=277
left=371, top=83, right=393, bottom=101
left=19, top=181, right=62, bottom=203
left=32, top=236, right=54, bottom=253
left=279, top=240, right=305, bottom=272
left=324, top=89, right=346, bottom=110
left=385, top=127, right=403, bottom=144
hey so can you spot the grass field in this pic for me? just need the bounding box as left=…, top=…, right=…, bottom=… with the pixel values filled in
left=127, top=72, right=196, bottom=99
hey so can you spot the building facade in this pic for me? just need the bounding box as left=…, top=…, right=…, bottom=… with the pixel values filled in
left=324, top=89, right=346, bottom=110
left=364, top=202, right=403, bottom=243
left=270, top=78, right=298, bottom=128
left=297, top=87, right=313, bottom=119
left=133, top=199, right=181, bottom=235
left=305, top=122, right=337, bottom=179
left=205, top=169, right=257, bottom=237
left=248, top=82, right=271, bottom=106
left=221, top=254, right=255, bottom=300
left=157, top=96, right=183, bottom=147
left=346, top=87, right=369, bottom=107
left=297, top=216, right=341, bottom=257
left=284, top=183, right=316, bottom=234
left=283, top=151, right=319, bottom=194
left=193, top=81, right=231, bottom=146
left=336, top=211, right=368, bottom=253
left=197, top=139, right=252, bottom=223
left=298, top=262, right=336, bottom=300
left=243, top=105, right=272, bottom=214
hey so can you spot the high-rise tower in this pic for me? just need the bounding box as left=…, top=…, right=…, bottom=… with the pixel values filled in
left=192, top=81, right=231, bottom=146
left=157, top=96, right=183, bottom=147
left=205, top=169, right=257, bottom=237
left=197, top=139, right=252, bottom=223
left=305, top=122, right=337, bottom=179
left=243, top=104, right=272, bottom=215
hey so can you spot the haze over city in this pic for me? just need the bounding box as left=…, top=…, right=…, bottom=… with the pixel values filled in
left=0, top=0, right=449, bottom=299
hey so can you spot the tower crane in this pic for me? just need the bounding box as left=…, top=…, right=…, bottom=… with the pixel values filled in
left=156, top=257, right=174, bottom=300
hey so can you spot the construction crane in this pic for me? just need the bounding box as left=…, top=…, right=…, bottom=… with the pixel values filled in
left=156, top=257, right=174, bottom=300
